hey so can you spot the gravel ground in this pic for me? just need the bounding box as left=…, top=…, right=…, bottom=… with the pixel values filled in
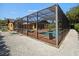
left=0, top=29, right=79, bottom=56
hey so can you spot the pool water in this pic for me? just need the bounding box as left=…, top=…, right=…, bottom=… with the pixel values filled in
left=40, top=31, right=61, bottom=37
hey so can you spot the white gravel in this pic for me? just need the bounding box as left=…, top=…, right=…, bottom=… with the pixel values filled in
left=0, top=29, right=79, bottom=56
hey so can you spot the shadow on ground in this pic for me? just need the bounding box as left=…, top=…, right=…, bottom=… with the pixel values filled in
left=0, top=35, right=10, bottom=56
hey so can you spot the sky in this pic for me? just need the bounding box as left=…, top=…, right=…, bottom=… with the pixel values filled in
left=0, top=3, right=78, bottom=19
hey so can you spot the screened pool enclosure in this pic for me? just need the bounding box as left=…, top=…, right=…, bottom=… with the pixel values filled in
left=15, top=4, right=69, bottom=47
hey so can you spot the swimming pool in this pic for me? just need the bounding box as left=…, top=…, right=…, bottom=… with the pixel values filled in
left=40, top=31, right=61, bottom=37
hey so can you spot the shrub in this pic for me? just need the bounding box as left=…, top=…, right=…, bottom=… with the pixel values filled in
left=0, top=26, right=8, bottom=32
left=74, top=23, right=79, bottom=32
left=48, top=24, right=55, bottom=31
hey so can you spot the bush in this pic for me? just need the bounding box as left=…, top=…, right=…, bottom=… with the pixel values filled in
left=74, top=23, right=79, bottom=32
left=48, top=24, right=55, bottom=31
left=0, top=26, right=8, bottom=32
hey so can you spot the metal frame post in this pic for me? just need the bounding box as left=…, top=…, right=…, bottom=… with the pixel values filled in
left=36, top=12, right=38, bottom=38
left=27, top=16, right=28, bottom=35
left=56, top=4, right=59, bottom=47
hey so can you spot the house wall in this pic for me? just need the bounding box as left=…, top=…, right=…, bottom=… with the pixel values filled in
left=23, top=23, right=36, bottom=29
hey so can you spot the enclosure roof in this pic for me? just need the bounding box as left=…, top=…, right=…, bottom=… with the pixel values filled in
left=21, top=4, right=57, bottom=19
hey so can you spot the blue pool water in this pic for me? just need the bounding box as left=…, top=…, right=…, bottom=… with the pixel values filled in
left=40, top=31, right=61, bottom=37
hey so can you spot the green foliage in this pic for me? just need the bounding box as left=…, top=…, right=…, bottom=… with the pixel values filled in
left=0, top=26, right=8, bottom=32
left=0, top=18, right=8, bottom=31
left=74, top=23, right=79, bottom=32
left=0, top=19, right=7, bottom=26
left=48, top=24, right=55, bottom=31
left=66, top=5, right=79, bottom=24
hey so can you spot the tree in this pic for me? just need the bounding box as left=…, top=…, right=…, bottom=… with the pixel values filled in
left=0, top=19, right=7, bottom=26
left=74, top=23, right=79, bottom=32
left=14, top=17, right=23, bottom=29
left=48, top=24, right=55, bottom=31
left=66, top=5, right=79, bottom=24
